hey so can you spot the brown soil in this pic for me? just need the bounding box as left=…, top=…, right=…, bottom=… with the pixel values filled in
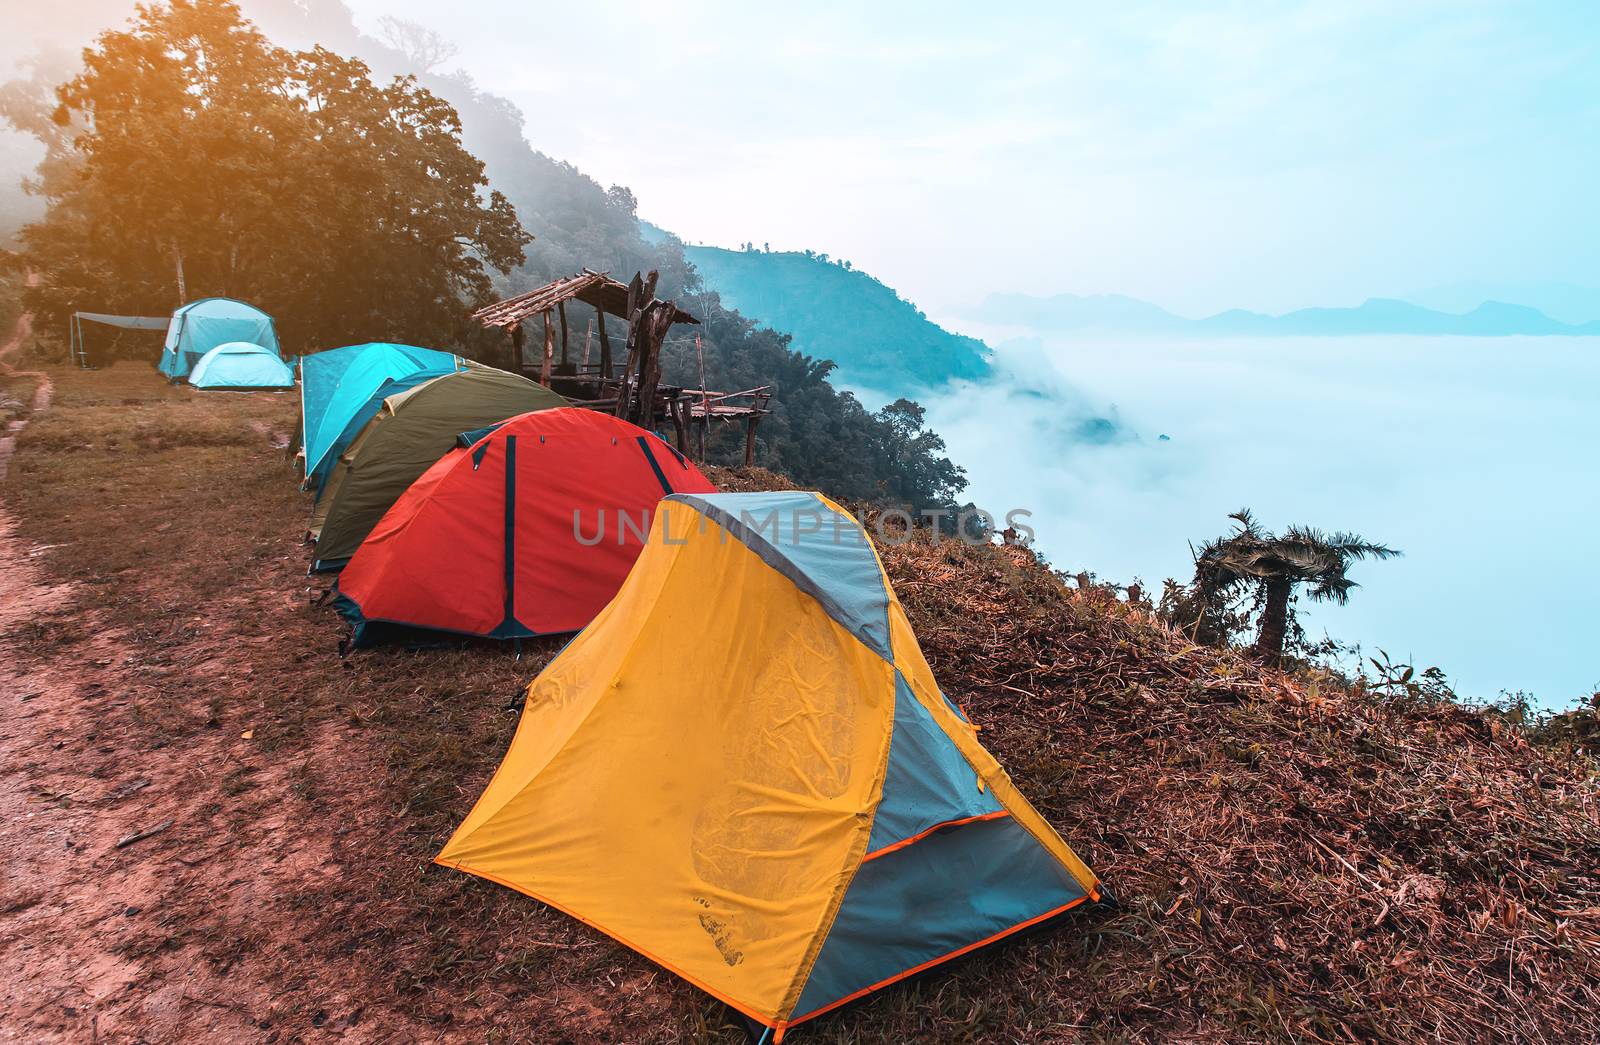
left=0, top=353, right=1595, bottom=1044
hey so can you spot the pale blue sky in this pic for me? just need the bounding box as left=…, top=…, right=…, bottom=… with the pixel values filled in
left=339, top=0, right=1599, bottom=316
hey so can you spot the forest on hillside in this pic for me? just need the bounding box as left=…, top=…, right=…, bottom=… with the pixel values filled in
left=0, top=0, right=969, bottom=513
left=685, top=243, right=991, bottom=390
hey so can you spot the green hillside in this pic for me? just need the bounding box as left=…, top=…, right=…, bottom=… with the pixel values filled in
left=684, top=244, right=991, bottom=389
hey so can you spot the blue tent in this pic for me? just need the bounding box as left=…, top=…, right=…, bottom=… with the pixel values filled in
left=298, top=343, right=464, bottom=483
left=188, top=342, right=295, bottom=390
left=308, top=369, right=458, bottom=499
left=159, top=298, right=278, bottom=379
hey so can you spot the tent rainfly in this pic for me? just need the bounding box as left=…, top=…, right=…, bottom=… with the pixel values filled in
left=334, top=407, right=716, bottom=645
left=308, top=366, right=567, bottom=572
left=298, top=342, right=465, bottom=484
left=306, top=370, right=456, bottom=501
left=436, top=491, right=1104, bottom=1040
left=187, top=342, right=295, bottom=390
left=159, top=298, right=278, bottom=380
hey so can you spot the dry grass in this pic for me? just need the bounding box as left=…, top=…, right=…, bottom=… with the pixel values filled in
left=872, top=532, right=1599, bottom=1042
left=3, top=363, right=1596, bottom=1043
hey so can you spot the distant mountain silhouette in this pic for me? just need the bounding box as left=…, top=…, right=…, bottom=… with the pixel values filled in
left=974, top=292, right=1600, bottom=337
left=1407, top=280, right=1600, bottom=326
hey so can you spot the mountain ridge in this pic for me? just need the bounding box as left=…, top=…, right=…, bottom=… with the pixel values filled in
left=973, top=291, right=1600, bottom=337
left=682, top=243, right=991, bottom=390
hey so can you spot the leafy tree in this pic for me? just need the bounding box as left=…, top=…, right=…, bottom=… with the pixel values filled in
left=659, top=294, right=967, bottom=512
left=0, top=47, right=84, bottom=237
left=1175, top=509, right=1400, bottom=664
left=867, top=399, right=966, bottom=507
left=12, top=0, right=527, bottom=351
left=375, top=16, right=458, bottom=73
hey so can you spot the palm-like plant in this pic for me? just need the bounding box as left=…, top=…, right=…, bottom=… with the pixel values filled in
left=1190, top=509, right=1400, bottom=664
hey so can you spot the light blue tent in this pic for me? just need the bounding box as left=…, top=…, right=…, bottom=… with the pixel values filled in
left=159, top=298, right=279, bottom=380
left=298, top=343, right=465, bottom=483
left=188, top=342, right=295, bottom=390
left=307, top=369, right=457, bottom=498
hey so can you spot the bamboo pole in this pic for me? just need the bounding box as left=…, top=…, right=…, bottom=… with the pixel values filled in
left=597, top=307, right=611, bottom=378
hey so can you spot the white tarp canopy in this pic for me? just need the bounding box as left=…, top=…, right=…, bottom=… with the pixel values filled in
left=70, top=312, right=171, bottom=368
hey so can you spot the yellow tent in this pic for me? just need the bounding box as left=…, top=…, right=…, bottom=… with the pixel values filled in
left=437, top=491, right=1101, bottom=1039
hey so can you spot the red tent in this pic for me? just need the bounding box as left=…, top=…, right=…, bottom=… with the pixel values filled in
left=335, top=408, right=716, bottom=645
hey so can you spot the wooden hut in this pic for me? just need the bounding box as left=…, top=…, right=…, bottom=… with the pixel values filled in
left=473, top=270, right=770, bottom=463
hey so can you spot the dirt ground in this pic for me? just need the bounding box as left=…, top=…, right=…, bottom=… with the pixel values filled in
left=1, top=338, right=1596, bottom=1043
left=0, top=355, right=590, bottom=1042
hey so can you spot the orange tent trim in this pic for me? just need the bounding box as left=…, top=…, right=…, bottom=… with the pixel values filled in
left=861, top=810, right=1011, bottom=863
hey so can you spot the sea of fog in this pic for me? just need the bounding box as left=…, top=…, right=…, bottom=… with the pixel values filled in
left=862, top=333, right=1600, bottom=710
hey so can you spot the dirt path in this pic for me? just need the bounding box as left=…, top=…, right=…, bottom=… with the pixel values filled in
left=0, top=289, right=188, bottom=1041
left=0, top=308, right=409, bottom=1041
left=0, top=279, right=66, bottom=631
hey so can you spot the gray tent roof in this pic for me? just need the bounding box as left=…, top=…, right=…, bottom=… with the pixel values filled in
left=73, top=313, right=170, bottom=330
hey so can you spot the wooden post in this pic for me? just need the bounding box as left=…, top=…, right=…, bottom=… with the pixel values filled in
left=635, top=300, right=672, bottom=430
left=616, top=273, right=645, bottom=419
left=634, top=272, right=665, bottom=426
left=743, top=412, right=761, bottom=467
left=636, top=303, right=657, bottom=428
left=597, top=307, right=612, bottom=379
left=558, top=301, right=570, bottom=368
left=671, top=396, right=688, bottom=453
left=540, top=309, right=554, bottom=387
left=511, top=323, right=526, bottom=373
left=695, top=333, right=709, bottom=460
left=582, top=317, right=594, bottom=373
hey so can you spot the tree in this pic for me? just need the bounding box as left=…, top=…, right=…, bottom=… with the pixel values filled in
left=657, top=296, right=968, bottom=512
left=0, top=47, right=83, bottom=210
left=605, top=184, right=638, bottom=216
left=1183, top=509, right=1400, bottom=664
left=12, top=0, right=528, bottom=351
left=867, top=398, right=966, bottom=509
left=374, top=16, right=458, bottom=73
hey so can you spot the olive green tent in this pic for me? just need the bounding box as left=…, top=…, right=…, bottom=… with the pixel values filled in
left=309, top=366, right=567, bottom=571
